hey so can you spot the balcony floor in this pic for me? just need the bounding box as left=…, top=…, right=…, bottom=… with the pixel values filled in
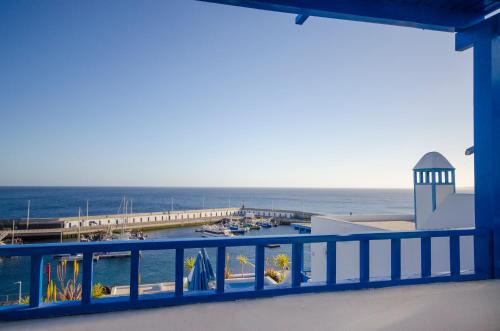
left=2, top=280, right=500, bottom=331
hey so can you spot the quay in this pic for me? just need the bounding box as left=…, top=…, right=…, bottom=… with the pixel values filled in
left=0, top=207, right=314, bottom=241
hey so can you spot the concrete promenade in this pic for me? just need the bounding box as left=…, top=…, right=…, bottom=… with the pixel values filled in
left=2, top=280, right=499, bottom=331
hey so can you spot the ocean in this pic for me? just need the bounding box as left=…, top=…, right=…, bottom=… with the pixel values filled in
left=0, top=187, right=412, bottom=219
left=0, top=187, right=413, bottom=302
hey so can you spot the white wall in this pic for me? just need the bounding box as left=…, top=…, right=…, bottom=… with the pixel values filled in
left=64, top=208, right=241, bottom=228
left=415, top=185, right=433, bottom=227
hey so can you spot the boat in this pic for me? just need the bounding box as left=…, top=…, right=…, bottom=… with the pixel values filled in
left=201, top=225, right=233, bottom=236
left=248, top=225, right=261, bottom=230
left=229, top=228, right=246, bottom=235
left=266, top=244, right=280, bottom=248
left=258, top=222, right=272, bottom=228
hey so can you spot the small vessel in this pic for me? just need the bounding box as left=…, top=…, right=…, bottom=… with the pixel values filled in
left=201, top=225, right=233, bottom=236
left=258, top=222, right=272, bottom=228
left=266, top=244, right=280, bottom=248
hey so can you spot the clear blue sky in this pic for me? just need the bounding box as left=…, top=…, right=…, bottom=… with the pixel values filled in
left=0, top=0, right=474, bottom=188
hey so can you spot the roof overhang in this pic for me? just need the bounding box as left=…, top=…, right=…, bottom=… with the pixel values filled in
left=197, top=0, right=500, bottom=32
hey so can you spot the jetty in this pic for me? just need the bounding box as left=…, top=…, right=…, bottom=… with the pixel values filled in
left=0, top=207, right=314, bottom=241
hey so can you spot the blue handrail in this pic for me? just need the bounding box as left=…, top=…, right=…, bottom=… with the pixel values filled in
left=0, top=227, right=491, bottom=320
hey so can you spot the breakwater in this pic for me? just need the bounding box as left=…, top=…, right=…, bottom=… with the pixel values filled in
left=0, top=207, right=312, bottom=241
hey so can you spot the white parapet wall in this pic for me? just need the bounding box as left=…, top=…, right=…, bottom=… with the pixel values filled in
left=62, top=208, right=242, bottom=228
left=311, top=214, right=475, bottom=283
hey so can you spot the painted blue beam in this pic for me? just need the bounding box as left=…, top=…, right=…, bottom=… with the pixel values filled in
left=450, top=236, right=461, bottom=278
left=455, top=14, right=500, bottom=278
left=360, top=240, right=369, bottom=283
left=295, top=14, right=308, bottom=25
left=130, top=250, right=140, bottom=302
left=29, top=255, right=43, bottom=308
left=391, top=239, right=401, bottom=281
left=0, top=229, right=485, bottom=257
left=326, top=241, right=336, bottom=285
left=216, top=247, right=226, bottom=294
left=175, top=249, right=184, bottom=297
left=421, top=237, right=431, bottom=278
left=197, top=0, right=498, bottom=32
left=292, top=243, right=304, bottom=287
left=255, top=245, right=265, bottom=290
left=82, top=253, right=94, bottom=305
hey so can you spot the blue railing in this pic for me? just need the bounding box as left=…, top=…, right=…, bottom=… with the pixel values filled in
left=0, top=228, right=492, bottom=320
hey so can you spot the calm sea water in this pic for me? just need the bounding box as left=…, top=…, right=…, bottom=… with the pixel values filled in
left=0, top=187, right=412, bottom=302
left=0, top=187, right=412, bottom=219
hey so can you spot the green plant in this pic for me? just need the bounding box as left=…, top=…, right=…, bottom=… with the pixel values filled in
left=236, top=255, right=249, bottom=276
left=272, top=254, right=290, bottom=271
left=45, top=280, right=57, bottom=303
left=56, top=259, right=82, bottom=301
left=224, top=253, right=231, bottom=279
left=92, top=283, right=106, bottom=298
left=184, top=257, right=196, bottom=272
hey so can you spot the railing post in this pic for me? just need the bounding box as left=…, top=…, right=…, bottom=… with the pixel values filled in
left=130, top=250, right=140, bottom=302
left=216, top=247, right=225, bottom=294
left=29, top=255, right=43, bottom=308
left=391, top=239, right=401, bottom=281
left=82, top=252, right=94, bottom=305
left=326, top=241, right=336, bottom=285
left=255, top=245, right=265, bottom=290
left=175, top=248, right=184, bottom=297
left=450, top=235, right=460, bottom=277
left=359, top=240, right=369, bottom=283
left=292, top=243, right=303, bottom=288
left=421, top=237, right=431, bottom=278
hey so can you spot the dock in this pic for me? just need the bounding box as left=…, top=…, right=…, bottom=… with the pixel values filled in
left=0, top=207, right=315, bottom=241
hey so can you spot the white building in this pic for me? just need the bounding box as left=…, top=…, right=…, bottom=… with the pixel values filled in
left=311, top=152, right=474, bottom=283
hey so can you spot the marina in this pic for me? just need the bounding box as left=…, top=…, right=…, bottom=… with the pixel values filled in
left=0, top=206, right=310, bottom=242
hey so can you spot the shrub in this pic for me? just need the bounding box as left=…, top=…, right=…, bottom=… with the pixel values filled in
left=92, top=283, right=106, bottom=298
left=184, top=257, right=196, bottom=272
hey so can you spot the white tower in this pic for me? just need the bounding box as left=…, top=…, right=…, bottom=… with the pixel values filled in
left=413, top=152, right=455, bottom=229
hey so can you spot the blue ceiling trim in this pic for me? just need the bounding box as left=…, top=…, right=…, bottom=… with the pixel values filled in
left=198, top=0, right=500, bottom=32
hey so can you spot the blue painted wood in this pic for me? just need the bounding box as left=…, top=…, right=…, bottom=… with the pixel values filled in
left=216, top=247, right=225, bottom=294
left=82, top=252, right=94, bottom=305
left=255, top=245, right=265, bottom=290
left=175, top=248, right=184, bottom=297
left=391, top=239, right=401, bottom=281
left=0, top=228, right=484, bottom=257
left=29, top=255, right=43, bottom=308
left=421, top=237, right=431, bottom=278
left=326, top=241, right=336, bottom=285
left=295, top=14, right=308, bottom=25
left=292, top=243, right=303, bottom=288
left=197, top=0, right=500, bottom=32
left=360, top=240, right=369, bottom=283
left=0, top=228, right=493, bottom=320
left=130, top=250, right=140, bottom=301
left=462, top=14, right=500, bottom=279
left=450, top=236, right=460, bottom=277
